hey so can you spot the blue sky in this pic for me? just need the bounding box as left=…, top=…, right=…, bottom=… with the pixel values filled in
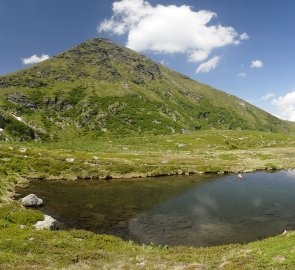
left=1, top=0, right=295, bottom=120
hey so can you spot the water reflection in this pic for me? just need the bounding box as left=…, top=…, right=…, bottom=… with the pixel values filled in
left=17, top=171, right=295, bottom=247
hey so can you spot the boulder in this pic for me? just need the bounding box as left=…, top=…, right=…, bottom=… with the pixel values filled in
left=238, top=173, right=244, bottom=179
left=21, top=194, right=43, bottom=207
left=34, top=215, right=58, bottom=230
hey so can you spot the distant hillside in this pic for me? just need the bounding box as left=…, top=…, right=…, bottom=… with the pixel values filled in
left=0, top=38, right=293, bottom=141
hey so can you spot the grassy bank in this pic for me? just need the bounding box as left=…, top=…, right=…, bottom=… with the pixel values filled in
left=1, top=202, right=295, bottom=269
left=1, top=130, right=295, bottom=269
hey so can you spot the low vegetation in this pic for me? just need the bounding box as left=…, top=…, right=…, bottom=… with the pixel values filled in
left=0, top=130, right=295, bottom=269
left=1, top=201, right=295, bottom=269
left=0, top=39, right=294, bottom=142
left=1, top=38, right=295, bottom=269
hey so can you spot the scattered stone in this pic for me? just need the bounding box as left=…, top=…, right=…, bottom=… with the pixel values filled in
left=283, top=230, right=288, bottom=235
left=34, top=215, right=58, bottom=230
left=28, top=237, right=34, bottom=241
left=177, top=143, right=186, bottom=148
left=152, top=119, right=161, bottom=125
left=22, top=194, right=43, bottom=207
left=238, top=173, right=244, bottom=179
left=75, top=238, right=84, bottom=241
left=219, top=260, right=231, bottom=268
left=19, top=148, right=27, bottom=153
left=272, top=255, right=286, bottom=263
left=92, top=156, right=99, bottom=160
left=66, top=158, right=75, bottom=163
left=19, top=225, right=26, bottom=229
left=243, top=169, right=254, bottom=173
left=138, top=260, right=147, bottom=268
left=23, top=155, right=28, bottom=158
left=162, top=160, right=169, bottom=164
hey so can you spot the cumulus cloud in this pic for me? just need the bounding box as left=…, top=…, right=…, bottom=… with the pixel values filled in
left=99, top=0, right=248, bottom=71
left=22, top=54, right=49, bottom=65
left=240, top=32, right=249, bottom=41
left=272, top=91, right=295, bottom=121
left=251, top=59, right=263, bottom=68
left=196, top=56, right=220, bottom=73
left=260, top=92, right=275, bottom=101
left=188, top=50, right=210, bottom=63
left=238, top=72, right=247, bottom=77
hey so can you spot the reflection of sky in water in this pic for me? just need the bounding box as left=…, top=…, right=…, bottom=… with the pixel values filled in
left=285, top=169, right=295, bottom=178
left=18, top=170, right=295, bottom=247
left=128, top=171, right=295, bottom=246
left=252, top=197, right=262, bottom=207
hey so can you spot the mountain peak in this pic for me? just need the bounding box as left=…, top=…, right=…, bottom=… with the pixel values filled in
left=0, top=38, right=293, bottom=141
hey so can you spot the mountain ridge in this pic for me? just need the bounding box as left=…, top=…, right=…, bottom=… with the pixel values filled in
left=0, top=38, right=293, bottom=141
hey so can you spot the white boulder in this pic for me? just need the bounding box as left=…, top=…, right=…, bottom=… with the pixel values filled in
left=34, top=215, right=58, bottom=230
left=238, top=173, right=244, bottom=179
left=22, top=194, right=43, bottom=207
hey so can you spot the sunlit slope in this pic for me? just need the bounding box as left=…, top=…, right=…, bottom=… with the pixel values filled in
left=0, top=38, right=293, bottom=141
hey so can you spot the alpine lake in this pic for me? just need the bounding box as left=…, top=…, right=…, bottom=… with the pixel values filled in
left=17, top=170, right=295, bottom=247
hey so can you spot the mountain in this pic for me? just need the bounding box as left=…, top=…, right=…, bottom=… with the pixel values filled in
left=0, top=38, right=293, bottom=141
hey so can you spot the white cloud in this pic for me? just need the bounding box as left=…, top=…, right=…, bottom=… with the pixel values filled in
left=251, top=59, right=263, bottom=68
left=99, top=0, right=246, bottom=66
left=196, top=56, right=220, bottom=73
left=188, top=50, right=210, bottom=63
left=22, top=54, right=49, bottom=65
left=272, top=91, right=295, bottom=121
left=260, top=92, right=275, bottom=101
left=160, top=59, right=168, bottom=66
left=240, top=32, right=249, bottom=41
left=238, top=72, right=247, bottom=77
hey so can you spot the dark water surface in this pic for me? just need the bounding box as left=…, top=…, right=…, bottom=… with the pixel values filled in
left=17, top=171, right=295, bottom=247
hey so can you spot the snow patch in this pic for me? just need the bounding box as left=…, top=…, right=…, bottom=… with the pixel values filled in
left=12, top=114, right=23, bottom=122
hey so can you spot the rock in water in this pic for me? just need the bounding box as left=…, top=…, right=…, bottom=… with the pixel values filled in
left=21, top=194, right=43, bottom=206
left=34, top=215, right=58, bottom=230
left=238, top=173, right=244, bottom=179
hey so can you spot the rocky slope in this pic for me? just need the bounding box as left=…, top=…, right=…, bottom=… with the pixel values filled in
left=0, top=38, right=293, bottom=141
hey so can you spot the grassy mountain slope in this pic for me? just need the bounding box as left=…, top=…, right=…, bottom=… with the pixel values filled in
left=0, top=38, right=293, bottom=141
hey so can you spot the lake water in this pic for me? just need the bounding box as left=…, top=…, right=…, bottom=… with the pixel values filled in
left=17, top=171, right=295, bottom=247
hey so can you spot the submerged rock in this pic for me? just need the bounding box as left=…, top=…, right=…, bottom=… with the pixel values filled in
left=21, top=194, right=43, bottom=207
left=34, top=215, right=58, bottom=230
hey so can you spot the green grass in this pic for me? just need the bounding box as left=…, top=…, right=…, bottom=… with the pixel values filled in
left=1, top=202, right=295, bottom=269
left=0, top=130, right=295, bottom=268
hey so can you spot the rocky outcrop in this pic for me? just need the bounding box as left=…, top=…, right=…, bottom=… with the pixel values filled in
left=21, top=194, right=43, bottom=207
left=34, top=215, right=58, bottom=230
left=7, top=92, right=36, bottom=109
